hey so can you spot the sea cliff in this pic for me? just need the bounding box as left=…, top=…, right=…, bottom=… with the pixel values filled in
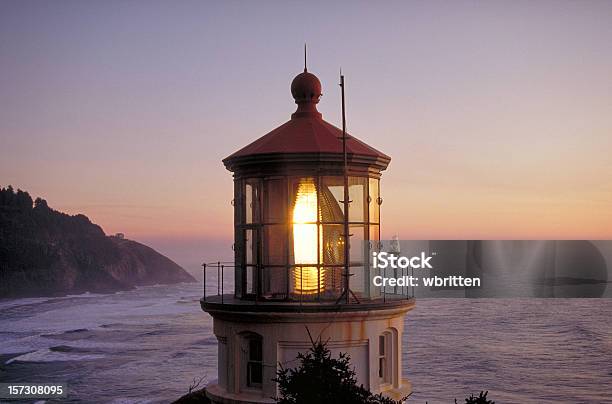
left=0, top=186, right=195, bottom=298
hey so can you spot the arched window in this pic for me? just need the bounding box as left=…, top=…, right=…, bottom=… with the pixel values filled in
left=378, top=330, right=394, bottom=385
left=240, top=332, right=263, bottom=389
left=247, top=336, right=263, bottom=387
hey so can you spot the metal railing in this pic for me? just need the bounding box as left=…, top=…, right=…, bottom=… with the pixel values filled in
left=201, top=261, right=414, bottom=305
left=201, top=261, right=234, bottom=304
left=381, top=265, right=415, bottom=303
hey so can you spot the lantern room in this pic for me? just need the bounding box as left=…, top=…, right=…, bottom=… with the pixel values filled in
left=223, top=68, right=391, bottom=302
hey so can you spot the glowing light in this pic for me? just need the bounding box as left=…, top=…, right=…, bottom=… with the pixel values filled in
left=292, top=179, right=322, bottom=294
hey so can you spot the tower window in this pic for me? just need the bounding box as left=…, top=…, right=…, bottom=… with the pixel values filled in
left=247, top=337, right=263, bottom=387
left=378, top=335, right=386, bottom=379
left=378, top=332, right=392, bottom=384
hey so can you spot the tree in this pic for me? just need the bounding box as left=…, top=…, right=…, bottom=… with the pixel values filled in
left=34, top=197, right=49, bottom=210
left=275, top=339, right=406, bottom=404
left=0, top=186, right=32, bottom=210
left=15, top=189, right=33, bottom=210
left=455, top=391, right=495, bottom=404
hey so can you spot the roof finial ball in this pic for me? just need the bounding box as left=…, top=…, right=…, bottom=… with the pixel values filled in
left=290, top=44, right=322, bottom=117
left=290, top=70, right=322, bottom=104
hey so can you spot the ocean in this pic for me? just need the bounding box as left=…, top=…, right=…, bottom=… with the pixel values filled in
left=1, top=282, right=611, bottom=403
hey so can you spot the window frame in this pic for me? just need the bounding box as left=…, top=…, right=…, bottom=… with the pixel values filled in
left=378, top=331, right=393, bottom=385
left=245, top=334, right=263, bottom=389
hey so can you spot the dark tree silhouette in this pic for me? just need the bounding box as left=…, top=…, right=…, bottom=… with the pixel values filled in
left=275, top=339, right=406, bottom=404
left=1, top=186, right=32, bottom=210
left=34, top=197, right=49, bottom=210
left=455, top=391, right=495, bottom=404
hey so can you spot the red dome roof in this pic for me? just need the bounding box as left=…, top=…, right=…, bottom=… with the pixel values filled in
left=224, top=117, right=389, bottom=160
left=223, top=70, right=390, bottom=170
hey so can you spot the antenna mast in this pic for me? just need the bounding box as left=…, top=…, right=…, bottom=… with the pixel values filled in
left=337, top=71, right=359, bottom=305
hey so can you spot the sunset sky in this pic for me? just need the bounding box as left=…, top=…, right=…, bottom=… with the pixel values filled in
left=2, top=1, right=612, bottom=270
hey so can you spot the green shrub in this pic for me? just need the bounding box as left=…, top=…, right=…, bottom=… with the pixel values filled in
left=275, top=339, right=406, bottom=404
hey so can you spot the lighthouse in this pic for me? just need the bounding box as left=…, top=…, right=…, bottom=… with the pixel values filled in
left=201, top=60, right=414, bottom=403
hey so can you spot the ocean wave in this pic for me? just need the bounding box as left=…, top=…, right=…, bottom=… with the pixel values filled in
left=100, top=323, right=125, bottom=328
left=0, top=333, right=53, bottom=355
left=49, top=344, right=94, bottom=353
left=63, top=291, right=109, bottom=299
left=64, top=328, right=90, bottom=334
left=193, top=336, right=217, bottom=346
left=0, top=330, right=131, bottom=356
left=176, top=298, right=200, bottom=304
left=140, top=330, right=166, bottom=336
left=0, top=297, right=53, bottom=310
left=5, top=348, right=104, bottom=364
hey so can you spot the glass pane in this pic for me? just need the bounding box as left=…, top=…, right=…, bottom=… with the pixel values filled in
left=234, top=180, right=242, bottom=224
left=264, top=178, right=286, bottom=223
left=263, top=225, right=287, bottom=265
left=369, top=178, right=379, bottom=223
left=320, top=176, right=344, bottom=222
left=367, top=225, right=381, bottom=299
left=262, top=266, right=288, bottom=299
left=349, top=225, right=365, bottom=295
left=290, top=177, right=318, bottom=224
left=379, top=335, right=385, bottom=355
left=248, top=362, right=262, bottom=386
left=246, top=183, right=253, bottom=224
left=245, top=179, right=260, bottom=224
left=369, top=224, right=380, bottom=241
left=369, top=224, right=380, bottom=251
left=349, top=177, right=366, bottom=222
left=322, top=266, right=343, bottom=298
left=350, top=265, right=365, bottom=294
left=291, top=266, right=322, bottom=296
left=290, top=178, right=320, bottom=297
left=322, top=224, right=344, bottom=265
left=245, top=266, right=256, bottom=295
left=246, top=229, right=257, bottom=265
left=245, top=229, right=257, bottom=295
left=249, top=338, right=262, bottom=361
left=293, top=223, right=318, bottom=265
left=349, top=224, right=365, bottom=265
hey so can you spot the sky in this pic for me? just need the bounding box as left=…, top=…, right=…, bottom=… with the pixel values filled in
left=1, top=1, right=612, bottom=270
